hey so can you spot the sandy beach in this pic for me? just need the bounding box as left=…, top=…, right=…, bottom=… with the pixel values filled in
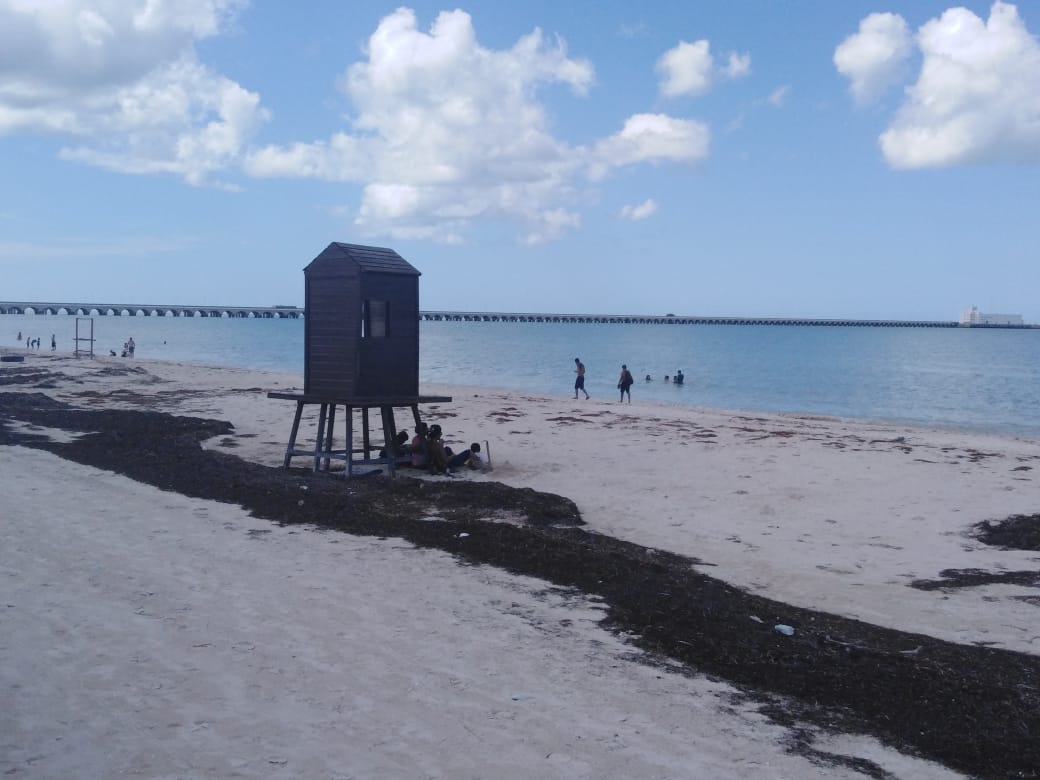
left=3, top=353, right=1039, bottom=779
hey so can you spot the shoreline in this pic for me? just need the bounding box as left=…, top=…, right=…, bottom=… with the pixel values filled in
left=4, top=354, right=1040, bottom=777
left=8, top=346, right=1039, bottom=443
left=5, top=317, right=1040, bottom=441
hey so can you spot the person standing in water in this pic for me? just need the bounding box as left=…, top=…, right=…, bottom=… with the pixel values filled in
left=573, top=357, right=590, bottom=400
left=617, top=364, right=634, bottom=403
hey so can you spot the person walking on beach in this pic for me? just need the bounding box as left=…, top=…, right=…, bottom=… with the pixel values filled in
left=574, top=357, right=589, bottom=400
left=51, top=334, right=56, bottom=351
left=617, top=364, right=634, bottom=403
left=128, top=337, right=135, bottom=358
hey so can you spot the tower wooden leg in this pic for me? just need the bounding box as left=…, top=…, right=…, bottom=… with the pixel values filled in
left=312, top=403, right=328, bottom=473
left=381, top=406, right=398, bottom=477
left=284, top=400, right=304, bottom=468
left=361, top=407, right=371, bottom=460
left=345, top=406, right=354, bottom=477
left=323, top=404, right=337, bottom=471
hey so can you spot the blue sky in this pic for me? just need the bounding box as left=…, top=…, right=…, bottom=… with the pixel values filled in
left=2, top=1, right=1038, bottom=320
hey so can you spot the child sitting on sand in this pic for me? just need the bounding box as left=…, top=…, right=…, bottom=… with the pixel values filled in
left=447, top=442, right=491, bottom=472
left=467, top=442, right=491, bottom=471
left=380, top=429, right=410, bottom=459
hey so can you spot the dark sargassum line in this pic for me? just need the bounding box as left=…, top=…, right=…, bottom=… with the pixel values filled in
left=1, top=390, right=1038, bottom=780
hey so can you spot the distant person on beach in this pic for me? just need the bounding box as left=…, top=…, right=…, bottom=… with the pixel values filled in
left=410, top=422, right=429, bottom=468
left=617, top=364, right=634, bottom=403
left=51, top=334, right=56, bottom=351
left=664, top=375, right=670, bottom=383
left=645, top=374, right=652, bottom=382
left=17, top=331, right=21, bottom=342
left=447, top=442, right=490, bottom=471
left=574, top=357, right=589, bottom=400
left=393, top=429, right=409, bottom=455
left=467, top=442, right=491, bottom=471
left=380, top=429, right=409, bottom=459
left=128, top=337, right=135, bottom=358
left=675, top=369, right=684, bottom=385
left=447, top=445, right=472, bottom=470
left=426, top=425, right=450, bottom=474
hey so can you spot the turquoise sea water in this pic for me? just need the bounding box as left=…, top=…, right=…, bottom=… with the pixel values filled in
left=4, top=312, right=1039, bottom=439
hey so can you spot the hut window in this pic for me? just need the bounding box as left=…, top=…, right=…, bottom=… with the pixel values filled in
left=362, top=300, right=388, bottom=338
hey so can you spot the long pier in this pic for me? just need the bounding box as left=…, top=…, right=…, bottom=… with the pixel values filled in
left=0, top=301, right=1035, bottom=328
left=420, top=311, right=966, bottom=327
left=0, top=301, right=305, bottom=319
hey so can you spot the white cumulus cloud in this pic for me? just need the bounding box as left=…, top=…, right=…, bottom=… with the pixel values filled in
left=619, top=199, right=658, bottom=221
left=246, top=8, right=703, bottom=245
left=591, top=114, right=710, bottom=179
left=0, top=0, right=265, bottom=185
left=836, top=2, right=1040, bottom=169
left=879, top=2, right=1040, bottom=168
left=246, top=8, right=596, bottom=243
left=834, top=12, right=912, bottom=105
left=1, top=3, right=721, bottom=240
left=656, top=39, right=751, bottom=98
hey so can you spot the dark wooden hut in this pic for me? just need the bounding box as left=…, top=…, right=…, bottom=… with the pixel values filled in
left=304, top=242, right=420, bottom=399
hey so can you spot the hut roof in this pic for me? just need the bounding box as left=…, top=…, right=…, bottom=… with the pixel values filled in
left=306, top=242, right=420, bottom=276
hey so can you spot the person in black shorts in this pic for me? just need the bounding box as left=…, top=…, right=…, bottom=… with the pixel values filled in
left=574, top=357, right=590, bottom=399
left=617, top=364, right=634, bottom=403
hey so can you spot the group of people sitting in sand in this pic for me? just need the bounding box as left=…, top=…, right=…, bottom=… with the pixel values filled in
left=380, top=422, right=491, bottom=476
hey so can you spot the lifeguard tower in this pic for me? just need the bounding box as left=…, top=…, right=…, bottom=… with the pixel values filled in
left=269, top=242, right=450, bottom=476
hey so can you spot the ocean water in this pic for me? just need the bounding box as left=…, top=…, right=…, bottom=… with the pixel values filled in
left=4, top=312, right=1040, bottom=439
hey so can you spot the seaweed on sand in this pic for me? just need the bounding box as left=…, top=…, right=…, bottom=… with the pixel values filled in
left=2, top=390, right=1039, bottom=779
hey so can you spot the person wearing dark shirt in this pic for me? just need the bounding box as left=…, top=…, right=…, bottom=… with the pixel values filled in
left=617, top=364, right=634, bottom=403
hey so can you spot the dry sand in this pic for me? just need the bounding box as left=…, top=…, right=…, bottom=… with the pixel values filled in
left=3, top=353, right=1039, bottom=778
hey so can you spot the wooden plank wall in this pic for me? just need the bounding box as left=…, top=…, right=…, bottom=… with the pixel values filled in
left=305, top=271, right=360, bottom=396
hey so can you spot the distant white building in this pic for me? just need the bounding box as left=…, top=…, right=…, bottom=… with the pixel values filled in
left=959, top=305, right=1024, bottom=326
